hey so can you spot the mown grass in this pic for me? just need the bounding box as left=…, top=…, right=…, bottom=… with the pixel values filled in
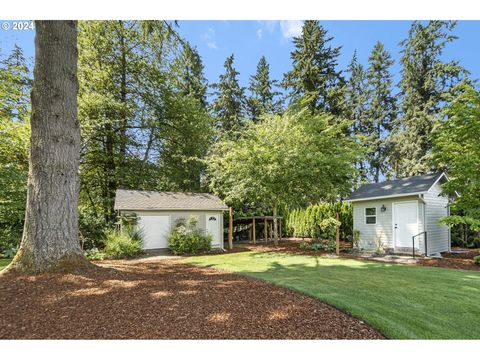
left=184, top=251, right=480, bottom=339
left=0, top=258, right=10, bottom=270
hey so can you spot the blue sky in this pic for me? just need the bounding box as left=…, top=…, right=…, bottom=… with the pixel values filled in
left=1, top=20, right=479, bottom=94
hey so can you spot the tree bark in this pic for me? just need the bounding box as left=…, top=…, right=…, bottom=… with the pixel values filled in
left=273, top=202, right=279, bottom=246
left=3, top=21, right=90, bottom=273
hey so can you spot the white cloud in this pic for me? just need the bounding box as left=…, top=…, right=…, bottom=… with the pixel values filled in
left=203, top=28, right=217, bottom=50
left=257, top=28, right=263, bottom=39
left=258, top=20, right=277, bottom=33
left=279, top=20, right=303, bottom=39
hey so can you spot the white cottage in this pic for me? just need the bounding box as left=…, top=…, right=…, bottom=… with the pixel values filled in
left=114, top=190, right=229, bottom=250
left=347, top=173, right=452, bottom=256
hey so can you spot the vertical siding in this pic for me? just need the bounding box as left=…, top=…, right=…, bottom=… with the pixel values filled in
left=352, top=196, right=420, bottom=252
left=424, top=182, right=450, bottom=254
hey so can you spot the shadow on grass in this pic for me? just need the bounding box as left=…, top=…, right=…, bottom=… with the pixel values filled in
left=186, top=251, right=480, bottom=339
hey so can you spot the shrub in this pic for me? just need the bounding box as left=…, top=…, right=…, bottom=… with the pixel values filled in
left=474, top=255, right=480, bottom=265
left=168, top=216, right=212, bottom=255
left=298, top=241, right=310, bottom=250
left=104, top=229, right=143, bottom=259
left=353, top=230, right=361, bottom=249
left=79, top=208, right=108, bottom=250
left=84, top=247, right=105, bottom=261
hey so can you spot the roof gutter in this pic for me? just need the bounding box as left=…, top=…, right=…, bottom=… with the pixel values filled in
left=116, top=208, right=229, bottom=211
left=346, top=192, right=425, bottom=203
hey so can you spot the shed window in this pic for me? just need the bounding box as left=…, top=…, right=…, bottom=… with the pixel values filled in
left=365, top=207, right=376, bottom=224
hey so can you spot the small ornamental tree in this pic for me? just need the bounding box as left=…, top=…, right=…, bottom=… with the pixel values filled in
left=432, top=83, right=480, bottom=234
left=206, top=108, right=358, bottom=245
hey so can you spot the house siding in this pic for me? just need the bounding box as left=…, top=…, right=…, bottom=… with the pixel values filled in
left=424, top=182, right=450, bottom=254
left=352, top=195, right=421, bottom=253
left=121, top=210, right=224, bottom=249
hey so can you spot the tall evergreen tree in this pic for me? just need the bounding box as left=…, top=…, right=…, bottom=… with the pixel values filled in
left=5, top=21, right=89, bottom=273
left=365, top=41, right=397, bottom=182
left=0, top=44, right=31, bottom=121
left=282, top=20, right=344, bottom=114
left=173, top=44, right=208, bottom=108
left=390, top=21, right=467, bottom=177
left=0, top=45, right=31, bottom=254
left=344, top=51, right=369, bottom=183
left=211, top=54, right=245, bottom=136
left=247, top=56, right=280, bottom=122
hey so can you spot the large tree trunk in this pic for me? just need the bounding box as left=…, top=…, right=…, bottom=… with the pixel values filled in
left=3, top=21, right=90, bottom=273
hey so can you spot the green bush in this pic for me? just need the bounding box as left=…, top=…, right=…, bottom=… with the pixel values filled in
left=168, top=216, right=212, bottom=255
left=298, top=241, right=310, bottom=250
left=104, top=229, right=143, bottom=259
left=79, top=207, right=108, bottom=250
left=474, top=255, right=480, bottom=265
left=84, top=247, right=105, bottom=261
left=285, top=202, right=352, bottom=241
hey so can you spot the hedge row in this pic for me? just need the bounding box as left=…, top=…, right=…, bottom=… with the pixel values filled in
left=285, top=202, right=353, bottom=241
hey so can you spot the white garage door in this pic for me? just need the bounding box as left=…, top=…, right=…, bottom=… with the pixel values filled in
left=137, top=215, right=170, bottom=249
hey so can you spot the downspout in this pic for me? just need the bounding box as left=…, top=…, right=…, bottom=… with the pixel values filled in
left=418, top=194, right=427, bottom=256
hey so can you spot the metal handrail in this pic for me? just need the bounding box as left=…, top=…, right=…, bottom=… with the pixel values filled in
left=412, top=231, right=427, bottom=259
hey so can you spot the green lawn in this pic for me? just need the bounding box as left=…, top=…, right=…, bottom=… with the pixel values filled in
left=0, top=258, right=10, bottom=270
left=184, top=251, right=480, bottom=339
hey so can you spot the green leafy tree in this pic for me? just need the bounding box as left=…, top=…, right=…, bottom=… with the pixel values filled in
left=390, top=21, right=468, bottom=177
left=211, top=54, right=245, bottom=137
left=432, top=84, right=480, bottom=239
left=282, top=20, right=344, bottom=114
left=0, top=45, right=31, bottom=254
left=78, top=20, right=212, bottom=223
left=365, top=41, right=397, bottom=182
left=206, top=109, right=358, bottom=244
left=247, top=56, right=281, bottom=122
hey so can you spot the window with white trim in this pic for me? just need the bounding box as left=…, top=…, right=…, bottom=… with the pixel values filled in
left=365, top=207, right=376, bottom=224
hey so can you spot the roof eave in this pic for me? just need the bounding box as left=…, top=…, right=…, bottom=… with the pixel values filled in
left=116, top=207, right=229, bottom=211
left=346, top=192, right=425, bottom=203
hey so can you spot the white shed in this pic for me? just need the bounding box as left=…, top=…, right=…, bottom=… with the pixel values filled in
left=347, top=173, right=452, bottom=256
left=114, top=190, right=229, bottom=250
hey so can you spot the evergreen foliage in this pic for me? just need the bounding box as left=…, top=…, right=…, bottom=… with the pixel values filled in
left=282, top=20, right=344, bottom=114
left=211, top=54, right=246, bottom=137
left=390, top=21, right=468, bottom=177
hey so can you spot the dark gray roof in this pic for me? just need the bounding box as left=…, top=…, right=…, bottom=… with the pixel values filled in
left=347, top=173, right=445, bottom=202
left=114, top=189, right=229, bottom=211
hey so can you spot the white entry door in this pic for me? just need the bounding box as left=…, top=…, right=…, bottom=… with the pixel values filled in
left=393, top=202, right=418, bottom=248
left=205, top=213, right=221, bottom=246
left=137, top=215, right=170, bottom=249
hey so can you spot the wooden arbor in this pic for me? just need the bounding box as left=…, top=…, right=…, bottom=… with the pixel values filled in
left=231, top=216, right=283, bottom=244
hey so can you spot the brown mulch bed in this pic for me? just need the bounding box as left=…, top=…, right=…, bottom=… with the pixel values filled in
left=235, top=240, right=351, bottom=257
left=0, top=259, right=382, bottom=339
left=418, top=248, right=480, bottom=271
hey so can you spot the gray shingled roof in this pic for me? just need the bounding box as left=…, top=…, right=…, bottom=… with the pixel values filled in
left=114, top=189, right=229, bottom=211
left=347, top=172, right=445, bottom=202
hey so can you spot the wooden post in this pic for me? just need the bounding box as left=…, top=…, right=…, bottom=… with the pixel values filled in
left=264, top=219, right=268, bottom=242
left=269, top=221, right=273, bottom=242
left=228, top=207, right=233, bottom=250
left=253, top=218, right=256, bottom=244
left=279, top=218, right=282, bottom=241
left=336, top=212, right=340, bottom=255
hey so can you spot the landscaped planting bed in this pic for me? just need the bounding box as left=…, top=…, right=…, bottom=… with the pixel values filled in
left=0, top=259, right=382, bottom=339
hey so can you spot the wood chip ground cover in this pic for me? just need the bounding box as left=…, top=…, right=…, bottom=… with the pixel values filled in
left=0, top=259, right=383, bottom=339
